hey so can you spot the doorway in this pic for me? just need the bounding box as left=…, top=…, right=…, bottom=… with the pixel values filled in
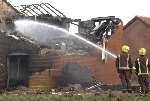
left=7, top=53, right=29, bottom=87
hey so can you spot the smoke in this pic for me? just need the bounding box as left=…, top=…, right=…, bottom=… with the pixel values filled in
left=14, top=19, right=117, bottom=58
left=14, top=19, right=93, bottom=54
left=14, top=19, right=69, bottom=45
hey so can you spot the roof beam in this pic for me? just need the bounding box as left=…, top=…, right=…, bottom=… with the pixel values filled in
left=45, top=3, right=66, bottom=17
left=32, top=4, right=45, bottom=15
left=41, top=3, right=60, bottom=17
left=26, top=5, right=40, bottom=15
left=36, top=4, right=51, bottom=15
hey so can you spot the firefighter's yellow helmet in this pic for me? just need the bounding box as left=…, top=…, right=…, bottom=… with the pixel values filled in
left=139, top=48, right=146, bottom=55
left=121, top=45, right=130, bottom=53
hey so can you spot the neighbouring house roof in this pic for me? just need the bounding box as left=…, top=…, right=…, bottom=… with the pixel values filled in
left=124, top=16, right=150, bottom=29
left=2, top=0, right=20, bottom=14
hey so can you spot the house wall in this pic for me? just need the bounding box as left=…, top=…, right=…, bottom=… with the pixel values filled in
left=0, top=0, right=18, bottom=17
left=0, top=32, right=40, bottom=88
left=107, top=22, right=124, bottom=55
left=28, top=54, right=120, bottom=88
left=0, top=0, right=18, bottom=32
left=29, top=54, right=59, bottom=88
left=124, top=19, right=150, bottom=59
left=9, top=38, right=39, bottom=54
left=0, top=32, right=10, bottom=88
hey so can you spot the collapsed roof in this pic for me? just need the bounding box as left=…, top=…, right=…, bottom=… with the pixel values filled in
left=14, top=3, right=66, bottom=17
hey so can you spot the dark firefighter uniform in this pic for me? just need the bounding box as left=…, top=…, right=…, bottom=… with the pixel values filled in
left=135, top=48, right=150, bottom=94
left=116, top=45, right=133, bottom=92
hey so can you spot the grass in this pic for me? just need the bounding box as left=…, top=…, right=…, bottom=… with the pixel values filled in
left=0, top=94, right=150, bottom=101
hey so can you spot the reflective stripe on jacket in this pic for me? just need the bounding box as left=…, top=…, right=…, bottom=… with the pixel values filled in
left=118, top=54, right=130, bottom=70
left=137, top=58, right=149, bottom=75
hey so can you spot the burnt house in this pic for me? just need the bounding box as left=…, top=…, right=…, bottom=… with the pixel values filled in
left=0, top=0, right=123, bottom=89
left=0, top=0, right=70, bottom=88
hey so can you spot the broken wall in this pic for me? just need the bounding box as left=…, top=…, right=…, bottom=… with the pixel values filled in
left=27, top=21, right=124, bottom=88
left=28, top=54, right=121, bottom=88
left=0, top=32, right=10, bottom=88
left=0, top=0, right=19, bottom=32
left=78, top=20, right=95, bottom=34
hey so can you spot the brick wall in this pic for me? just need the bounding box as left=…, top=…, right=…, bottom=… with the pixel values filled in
left=29, top=69, right=60, bottom=88
left=124, top=19, right=150, bottom=59
left=29, top=54, right=120, bottom=88
left=51, top=55, right=120, bottom=85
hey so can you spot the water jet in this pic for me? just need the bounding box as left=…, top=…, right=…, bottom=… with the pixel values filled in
left=15, top=20, right=117, bottom=58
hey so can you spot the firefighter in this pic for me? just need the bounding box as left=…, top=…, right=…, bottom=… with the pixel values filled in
left=116, top=45, right=133, bottom=93
left=135, top=48, right=150, bottom=95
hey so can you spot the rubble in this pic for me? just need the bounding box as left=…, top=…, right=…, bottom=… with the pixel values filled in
left=1, top=79, right=105, bottom=96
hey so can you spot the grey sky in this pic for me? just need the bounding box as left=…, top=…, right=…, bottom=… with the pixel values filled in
left=8, top=0, right=150, bottom=25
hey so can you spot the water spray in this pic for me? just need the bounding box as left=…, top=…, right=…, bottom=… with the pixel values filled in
left=14, top=20, right=117, bottom=58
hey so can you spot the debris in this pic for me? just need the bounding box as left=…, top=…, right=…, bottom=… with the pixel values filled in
left=7, top=34, right=19, bottom=40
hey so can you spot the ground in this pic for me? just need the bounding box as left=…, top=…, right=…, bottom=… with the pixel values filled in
left=0, top=93, right=150, bottom=101
left=0, top=87, right=150, bottom=101
left=0, top=78, right=147, bottom=101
